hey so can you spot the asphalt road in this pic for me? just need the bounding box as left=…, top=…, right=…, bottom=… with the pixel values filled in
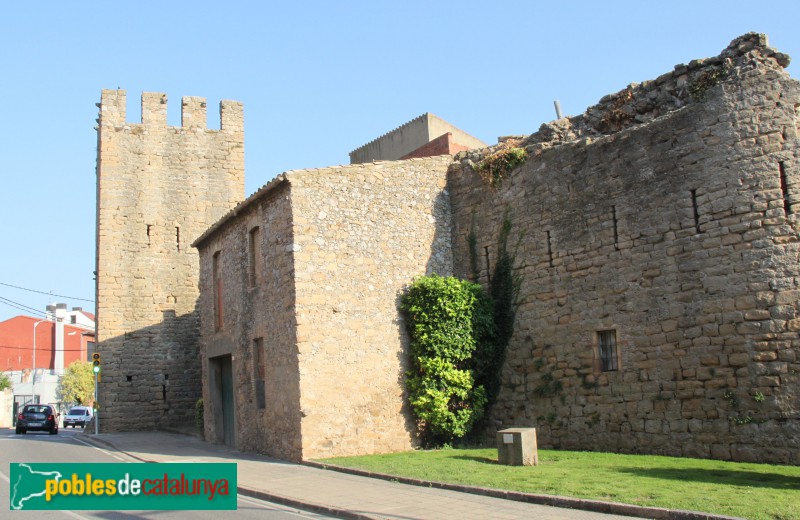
left=0, top=427, right=333, bottom=519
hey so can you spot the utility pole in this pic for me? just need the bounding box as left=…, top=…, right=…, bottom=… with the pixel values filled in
left=32, top=319, right=46, bottom=405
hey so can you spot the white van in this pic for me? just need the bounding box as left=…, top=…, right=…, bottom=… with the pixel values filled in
left=63, top=406, right=93, bottom=428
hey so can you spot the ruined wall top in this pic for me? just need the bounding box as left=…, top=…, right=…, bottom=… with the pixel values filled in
left=98, top=89, right=243, bottom=132
left=460, top=33, right=791, bottom=160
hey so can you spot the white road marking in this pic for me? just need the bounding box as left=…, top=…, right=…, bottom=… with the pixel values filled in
left=70, top=435, right=128, bottom=461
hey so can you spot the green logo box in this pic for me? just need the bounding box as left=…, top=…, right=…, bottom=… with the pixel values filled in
left=9, top=462, right=237, bottom=510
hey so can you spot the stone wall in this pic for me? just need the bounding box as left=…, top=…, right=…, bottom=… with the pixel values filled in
left=96, top=90, right=244, bottom=431
left=449, top=34, right=800, bottom=464
left=288, top=156, right=453, bottom=459
left=193, top=155, right=453, bottom=460
left=195, top=179, right=303, bottom=461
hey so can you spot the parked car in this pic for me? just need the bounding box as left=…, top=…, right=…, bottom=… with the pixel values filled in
left=63, top=406, right=93, bottom=428
left=16, top=404, right=60, bottom=435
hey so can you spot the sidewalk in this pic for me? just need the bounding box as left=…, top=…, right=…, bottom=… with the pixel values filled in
left=79, top=430, right=736, bottom=520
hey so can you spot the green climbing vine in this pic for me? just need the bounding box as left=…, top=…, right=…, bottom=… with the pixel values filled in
left=401, top=275, right=492, bottom=445
left=474, top=213, right=520, bottom=406
left=403, top=212, right=521, bottom=446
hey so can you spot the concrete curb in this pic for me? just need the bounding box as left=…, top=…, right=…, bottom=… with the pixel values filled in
left=78, top=433, right=372, bottom=519
left=302, top=461, right=745, bottom=520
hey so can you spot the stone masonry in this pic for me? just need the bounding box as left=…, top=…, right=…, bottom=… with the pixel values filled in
left=193, top=156, right=452, bottom=461
left=96, top=90, right=244, bottom=431
left=450, top=34, right=799, bottom=463
left=101, top=33, right=800, bottom=464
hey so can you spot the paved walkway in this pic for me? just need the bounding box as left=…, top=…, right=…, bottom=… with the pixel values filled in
left=78, top=430, right=729, bottom=520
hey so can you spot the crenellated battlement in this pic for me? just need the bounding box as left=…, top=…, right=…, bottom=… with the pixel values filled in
left=99, top=89, right=243, bottom=132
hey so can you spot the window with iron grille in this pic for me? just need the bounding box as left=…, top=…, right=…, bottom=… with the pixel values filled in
left=253, top=338, right=265, bottom=409
left=598, top=330, right=618, bottom=372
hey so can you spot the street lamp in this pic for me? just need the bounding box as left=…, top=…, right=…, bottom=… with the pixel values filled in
left=32, top=319, right=46, bottom=405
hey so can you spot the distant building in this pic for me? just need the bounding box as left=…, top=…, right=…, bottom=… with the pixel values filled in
left=0, top=303, right=95, bottom=412
left=349, top=113, right=486, bottom=164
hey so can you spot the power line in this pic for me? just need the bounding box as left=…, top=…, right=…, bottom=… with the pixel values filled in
left=0, top=297, right=48, bottom=318
left=0, top=281, right=94, bottom=303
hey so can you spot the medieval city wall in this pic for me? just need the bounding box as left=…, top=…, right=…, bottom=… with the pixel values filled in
left=96, top=90, right=244, bottom=431
left=449, top=34, right=800, bottom=463
left=288, top=156, right=453, bottom=459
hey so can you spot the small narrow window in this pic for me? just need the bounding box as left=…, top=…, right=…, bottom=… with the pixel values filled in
left=779, top=162, right=792, bottom=215
left=176, top=226, right=181, bottom=252
left=611, top=205, right=619, bottom=251
left=248, top=227, right=263, bottom=287
left=213, top=251, right=223, bottom=331
left=690, top=190, right=701, bottom=234
left=253, top=338, right=265, bottom=409
left=546, top=230, right=554, bottom=268
left=146, top=225, right=152, bottom=246
left=483, top=246, right=491, bottom=283
left=597, top=330, right=619, bottom=372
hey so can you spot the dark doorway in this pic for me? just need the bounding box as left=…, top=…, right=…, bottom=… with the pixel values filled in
left=209, top=355, right=235, bottom=447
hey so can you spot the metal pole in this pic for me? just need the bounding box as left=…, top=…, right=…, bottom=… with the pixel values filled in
left=554, top=100, right=563, bottom=119
left=94, top=370, right=98, bottom=435
left=32, top=319, right=46, bottom=404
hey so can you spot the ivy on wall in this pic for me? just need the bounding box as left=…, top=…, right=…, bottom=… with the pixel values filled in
left=473, top=213, right=520, bottom=407
left=401, top=275, right=492, bottom=445
left=402, top=214, right=521, bottom=446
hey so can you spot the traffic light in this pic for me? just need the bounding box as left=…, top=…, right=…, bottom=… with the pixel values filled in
left=92, top=352, right=101, bottom=374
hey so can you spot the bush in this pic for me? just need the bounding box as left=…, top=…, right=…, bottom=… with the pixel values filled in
left=0, top=371, right=12, bottom=391
left=195, top=398, right=204, bottom=430
left=401, top=275, right=494, bottom=445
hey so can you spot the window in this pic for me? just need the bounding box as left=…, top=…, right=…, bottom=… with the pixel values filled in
left=597, top=330, right=618, bottom=372
left=253, top=338, right=265, bottom=409
left=213, top=251, right=223, bottom=331
left=248, top=226, right=263, bottom=288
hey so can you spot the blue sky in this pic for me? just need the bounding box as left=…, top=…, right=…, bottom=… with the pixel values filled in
left=1, top=1, right=798, bottom=322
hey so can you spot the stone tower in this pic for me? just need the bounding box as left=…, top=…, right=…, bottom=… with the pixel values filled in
left=95, top=90, right=244, bottom=431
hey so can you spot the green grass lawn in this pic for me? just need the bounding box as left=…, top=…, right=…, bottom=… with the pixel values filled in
left=319, top=449, right=800, bottom=520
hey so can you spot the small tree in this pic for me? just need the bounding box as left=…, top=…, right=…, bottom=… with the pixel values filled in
left=0, top=371, right=12, bottom=391
left=401, top=275, right=493, bottom=445
left=56, top=361, right=95, bottom=405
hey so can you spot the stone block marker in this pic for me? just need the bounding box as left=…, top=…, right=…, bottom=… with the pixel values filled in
left=497, top=427, right=539, bottom=466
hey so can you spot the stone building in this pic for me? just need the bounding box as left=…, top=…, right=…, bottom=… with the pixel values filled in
left=192, top=156, right=453, bottom=460
left=97, top=33, right=800, bottom=464
left=95, top=90, right=244, bottom=431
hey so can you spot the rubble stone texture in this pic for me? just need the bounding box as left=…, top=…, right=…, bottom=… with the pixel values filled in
left=193, top=157, right=452, bottom=460
left=451, top=33, right=799, bottom=464
left=95, top=90, right=244, bottom=431
left=98, top=33, right=800, bottom=463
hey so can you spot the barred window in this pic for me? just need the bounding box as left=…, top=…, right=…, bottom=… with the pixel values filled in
left=598, top=330, right=618, bottom=372
left=253, top=338, right=265, bottom=409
